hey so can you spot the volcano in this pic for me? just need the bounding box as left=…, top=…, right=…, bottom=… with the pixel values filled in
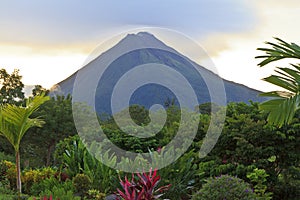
left=51, top=32, right=267, bottom=114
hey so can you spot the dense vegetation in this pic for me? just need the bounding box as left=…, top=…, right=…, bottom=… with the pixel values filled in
left=0, top=37, right=300, bottom=199
left=1, top=97, right=299, bottom=199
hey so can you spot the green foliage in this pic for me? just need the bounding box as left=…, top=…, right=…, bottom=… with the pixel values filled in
left=274, top=166, right=300, bottom=200
left=60, top=136, right=86, bottom=178
left=158, top=150, right=200, bottom=199
left=23, top=95, right=76, bottom=167
left=72, top=174, right=91, bottom=197
left=82, top=143, right=118, bottom=193
left=56, top=135, right=118, bottom=193
left=22, top=167, right=56, bottom=194
left=101, top=105, right=182, bottom=154
left=197, top=102, right=299, bottom=199
left=0, top=152, right=14, bottom=162
left=84, top=189, right=106, bottom=200
left=30, top=176, right=74, bottom=197
left=39, top=186, right=80, bottom=200
left=31, top=85, right=49, bottom=97
left=0, top=160, right=16, bottom=190
left=0, top=178, right=14, bottom=195
left=247, top=168, right=272, bottom=199
left=0, top=68, right=24, bottom=105
left=0, top=94, right=50, bottom=151
left=256, top=37, right=300, bottom=127
left=192, top=175, right=256, bottom=200
left=0, top=93, right=50, bottom=194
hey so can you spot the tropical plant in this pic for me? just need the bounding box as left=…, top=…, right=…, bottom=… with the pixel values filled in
left=84, top=189, right=106, bottom=200
left=256, top=37, right=300, bottom=127
left=56, top=135, right=118, bottom=193
left=0, top=94, right=49, bottom=194
left=72, top=173, right=92, bottom=197
left=39, top=186, right=80, bottom=200
left=61, top=136, right=86, bottom=178
left=116, top=169, right=170, bottom=200
left=0, top=151, right=14, bottom=162
left=247, top=168, right=272, bottom=199
left=157, top=150, right=200, bottom=199
left=24, top=94, right=76, bottom=167
left=22, top=167, right=56, bottom=194
left=30, top=176, right=74, bottom=197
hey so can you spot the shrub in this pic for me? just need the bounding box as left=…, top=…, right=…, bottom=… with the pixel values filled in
left=72, top=174, right=91, bottom=197
left=157, top=149, right=199, bottom=199
left=53, top=171, right=69, bottom=182
left=0, top=178, right=14, bottom=195
left=84, top=189, right=106, bottom=200
left=39, top=186, right=80, bottom=200
left=116, top=169, right=170, bottom=200
left=0, top=160, right=9, bottom=181
left=247, top=168, right=272, bottom=199
left=192, top=175, right=256, bottom=200
left=30, top=176, right=74, bottom=197
left=22, top=169, right=40, bottom=194
left=0, top=160, right=16, bottom=189
left=22, top=167, right=56, bottom=194
left=0, top=152, right=14, bottom=162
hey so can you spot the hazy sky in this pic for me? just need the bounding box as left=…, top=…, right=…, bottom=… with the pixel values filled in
left=1, top=0, right=300, bottom=91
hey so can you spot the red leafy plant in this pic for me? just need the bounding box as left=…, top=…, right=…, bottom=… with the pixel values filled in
left=33, top=195, right=55, bottom=200
left=116, top=168, right=171, bottom=200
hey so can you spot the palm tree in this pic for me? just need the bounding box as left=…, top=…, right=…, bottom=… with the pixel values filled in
left=0, top=94, right=49, bottom=194
left=256, top=37, right=300, bottom=127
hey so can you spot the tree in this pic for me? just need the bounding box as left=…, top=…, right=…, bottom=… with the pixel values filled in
left=0, top=94, right=49, bottom=194
left=23, top=94, right=76, bottom=166
left=197, top=102, right=299, bottom=199
left=256, top=38, right=300, bottom=127
left=0, top=69, right=25, bottom=105
left=32, top=85, right=49, bottom=96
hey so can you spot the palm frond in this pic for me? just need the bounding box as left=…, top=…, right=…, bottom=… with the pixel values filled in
left=259, top=95, right=300, bottom=127
left=26, top=94, right=50, bottom=113
left=263, top=75, right=297, bottom=93
left=0, top=94, right=49, bottom=150
left=256, top=38, right=300, bottom=127
left=259, top=91, right=294, bottom=98
left=0, top=109, right=19, bottom=150
left=256, top=37, right=300, bottom=67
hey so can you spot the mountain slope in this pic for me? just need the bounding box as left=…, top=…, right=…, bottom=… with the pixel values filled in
left=51, top=32, right=267, bottom=114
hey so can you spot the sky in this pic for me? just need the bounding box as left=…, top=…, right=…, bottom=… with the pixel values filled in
left=1, top=0, right=300, bottom=92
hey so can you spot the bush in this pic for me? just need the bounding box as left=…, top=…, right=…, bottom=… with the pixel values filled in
left=72, top=174, right=91, bottom=197
left=30, top=176, right=74, bottom=197
left=0, top=160, right=16, bottom=190
left=39, top=186, right=80, bottom=200
left=157, top=150, right=199, bottom=199
left=0, top=152, right=14, bottom=162
left=0, top=178, right=14, bottom=195
left=192, top=175, right=256, bottom=200
left=247, top=168, right=272, bottom=199
left=22, top=167, right=56, bottom=194
left=116, top=169, right=170, bottom=200
left=84, top=189, right=106, bottom=200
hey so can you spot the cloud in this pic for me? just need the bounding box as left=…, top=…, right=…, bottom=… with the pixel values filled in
left=5, top=0, right=296, bottom=91
left=194, top=0, right=300, bottom=91
left=0, top=0, right=255, bottom=49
